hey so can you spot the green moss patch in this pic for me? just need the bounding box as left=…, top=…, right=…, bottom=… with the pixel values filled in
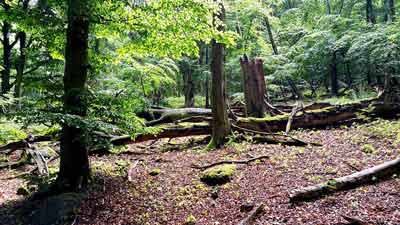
left=200, top=164, right=236, bottom=185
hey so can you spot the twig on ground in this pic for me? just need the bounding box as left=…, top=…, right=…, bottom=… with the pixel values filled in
left=192, top=155, right=269, bottom=170
left=237, top=203, right=265, bottom=225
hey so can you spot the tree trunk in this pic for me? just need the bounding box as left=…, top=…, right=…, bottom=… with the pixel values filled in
left=208, top=0, right=230, bottom=149
left=15, top=31, right=26, bottom=98
left=240, top=55, right=267, bottom=117
left=56, top=0, right=90, bottom=192
left=366, top=0, right=376, bottom=23
left=264, top=16, right=278, bottom=55
left=326, top=0, right=331, bottom=15
left=330, top=52, right=339, bottom=96
left=205, top=46, right=210, bottom=108
left=183, top=64, right=195, bottom=107
left=388, top=0, right=395, bottom=22
left=1, top=21, right=12, bottom=94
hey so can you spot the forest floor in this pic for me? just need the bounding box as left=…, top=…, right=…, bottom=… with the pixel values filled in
left=1, top=119, right=400, bottom=225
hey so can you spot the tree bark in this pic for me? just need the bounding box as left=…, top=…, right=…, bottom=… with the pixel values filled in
left=330, top=52, right=339, bottom=96
left=366, top=0, right=376, bottom=23
left=1, top=21, right=12, bottom=94
left=264, top=16, right=278, bottom=55
left=208, top=0, right=230, bottom=149
left=326, top=0, right=331, bottom=15
left=183, top=65, right=195, bottom=107
left=15, top=31, right=26, bottom=98
left=388, top=0, right=395, bottom=22
left=205, top=46, right=210, bottom=108
left=240, top=55, right=267, bottom=117
left=56, top=0, right=90, bottom=192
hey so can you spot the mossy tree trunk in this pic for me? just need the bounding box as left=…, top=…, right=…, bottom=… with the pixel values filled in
left=209, top=0, right=230, bottom=149
left=56, top=0, right=90, bottom=192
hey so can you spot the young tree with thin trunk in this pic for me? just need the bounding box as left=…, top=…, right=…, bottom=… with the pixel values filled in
left=208, top=0, right=230, bottom=149
left=56, top=0, right=90, bottom=192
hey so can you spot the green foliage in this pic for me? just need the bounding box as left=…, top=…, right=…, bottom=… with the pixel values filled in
left=185, top=214, right=197, bottom=225
left=361, top=144, right=376, bottom=154
left=0, top=122, right=27, bottom=145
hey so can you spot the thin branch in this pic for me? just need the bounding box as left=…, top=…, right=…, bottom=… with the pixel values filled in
left=192, top=155, right=270, bottom=170
left=238, top=203, right=265, bottom=225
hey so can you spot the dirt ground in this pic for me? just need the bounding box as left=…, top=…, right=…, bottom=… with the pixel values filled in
left=1, top=120, right=400, bottom=225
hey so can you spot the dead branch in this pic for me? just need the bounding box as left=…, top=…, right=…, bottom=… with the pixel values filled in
left=285, top=101, right=302, bottom=134
left=237, top=203, right=265, bottom=225
left=192, top=155, right=269, bottom=170
left=231, top=124, right=321, bottom=146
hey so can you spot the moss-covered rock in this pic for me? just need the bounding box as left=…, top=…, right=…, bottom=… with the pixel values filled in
left=149, top=168, right=161, bottom=176
left=200, top=164, right=236, bottom=185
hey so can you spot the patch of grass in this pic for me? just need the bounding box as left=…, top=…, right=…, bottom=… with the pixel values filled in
left=361, top=144, right=376, bottom=154
left=185, top=214, right=197, bottom=225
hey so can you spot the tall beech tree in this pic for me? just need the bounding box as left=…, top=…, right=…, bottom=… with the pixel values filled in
left=208, top=0, right=230, bottom=149
left=56, top=0, right=90, bottom=191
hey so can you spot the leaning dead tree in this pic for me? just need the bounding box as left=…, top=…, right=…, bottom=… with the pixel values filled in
left=240, top=55, right=267, bottom=118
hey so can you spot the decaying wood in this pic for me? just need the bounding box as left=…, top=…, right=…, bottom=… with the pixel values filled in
left=341, top=215, right=369, bottom=225
left=236, top=100, right=400, bottom=133
left=237, top=203, right=265, bottom=225
left=285, top=101, right=302, bottom=134
left=146, top=108, right=212, bottom=126
left=110, top=123, right=212, bottom=146
left=0, top=135, right=53, bottom=154
left=192, top=155, right=269, bottom=170
left=289, top=157, right=400, bottom=202
left=231, top=124, right=321, bottom=147
left=240, top=55, right=267, bottom=118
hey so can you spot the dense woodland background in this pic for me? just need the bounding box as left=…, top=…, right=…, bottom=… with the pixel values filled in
left=0, top=0, right=400, bottom=224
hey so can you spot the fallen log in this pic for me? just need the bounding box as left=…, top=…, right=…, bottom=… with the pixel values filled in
left=289, top=157, right=400, bottom=203
left=237, top=203, right=265, bottom=225
left=0, top=135, right=53, bottom=154
left=145, top=108, right=212, bottom=126
left=235, top=100, right=400, bottom=132
left=110, top=123, right=212, bottom=146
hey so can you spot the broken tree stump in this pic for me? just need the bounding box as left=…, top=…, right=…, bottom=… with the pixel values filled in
left=240, top=54, right=267, bottom=118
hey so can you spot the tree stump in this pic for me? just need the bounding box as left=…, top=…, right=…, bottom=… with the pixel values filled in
left=240, top=55, right=267, bottom=118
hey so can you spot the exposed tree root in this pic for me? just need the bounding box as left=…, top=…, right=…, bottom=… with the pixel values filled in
left=192, top=155, right=269, bottom=170
left=237, top=203, right=265, bottom=225
left=289, top=157, right=400, bottom=203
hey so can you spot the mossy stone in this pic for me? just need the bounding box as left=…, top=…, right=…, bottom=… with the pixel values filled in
left=200, top=164, right=236, bottom=185
left=149, top=168, right=161, bottom=176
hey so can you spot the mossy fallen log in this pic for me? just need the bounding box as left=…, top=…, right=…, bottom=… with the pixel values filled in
left=110, top=123, right=212, bottom=145
left=289, top=157, right=400, bottom=202
left=235, top=100, right=400, bottom=132
left=145, top=108, right=212, bottom=126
